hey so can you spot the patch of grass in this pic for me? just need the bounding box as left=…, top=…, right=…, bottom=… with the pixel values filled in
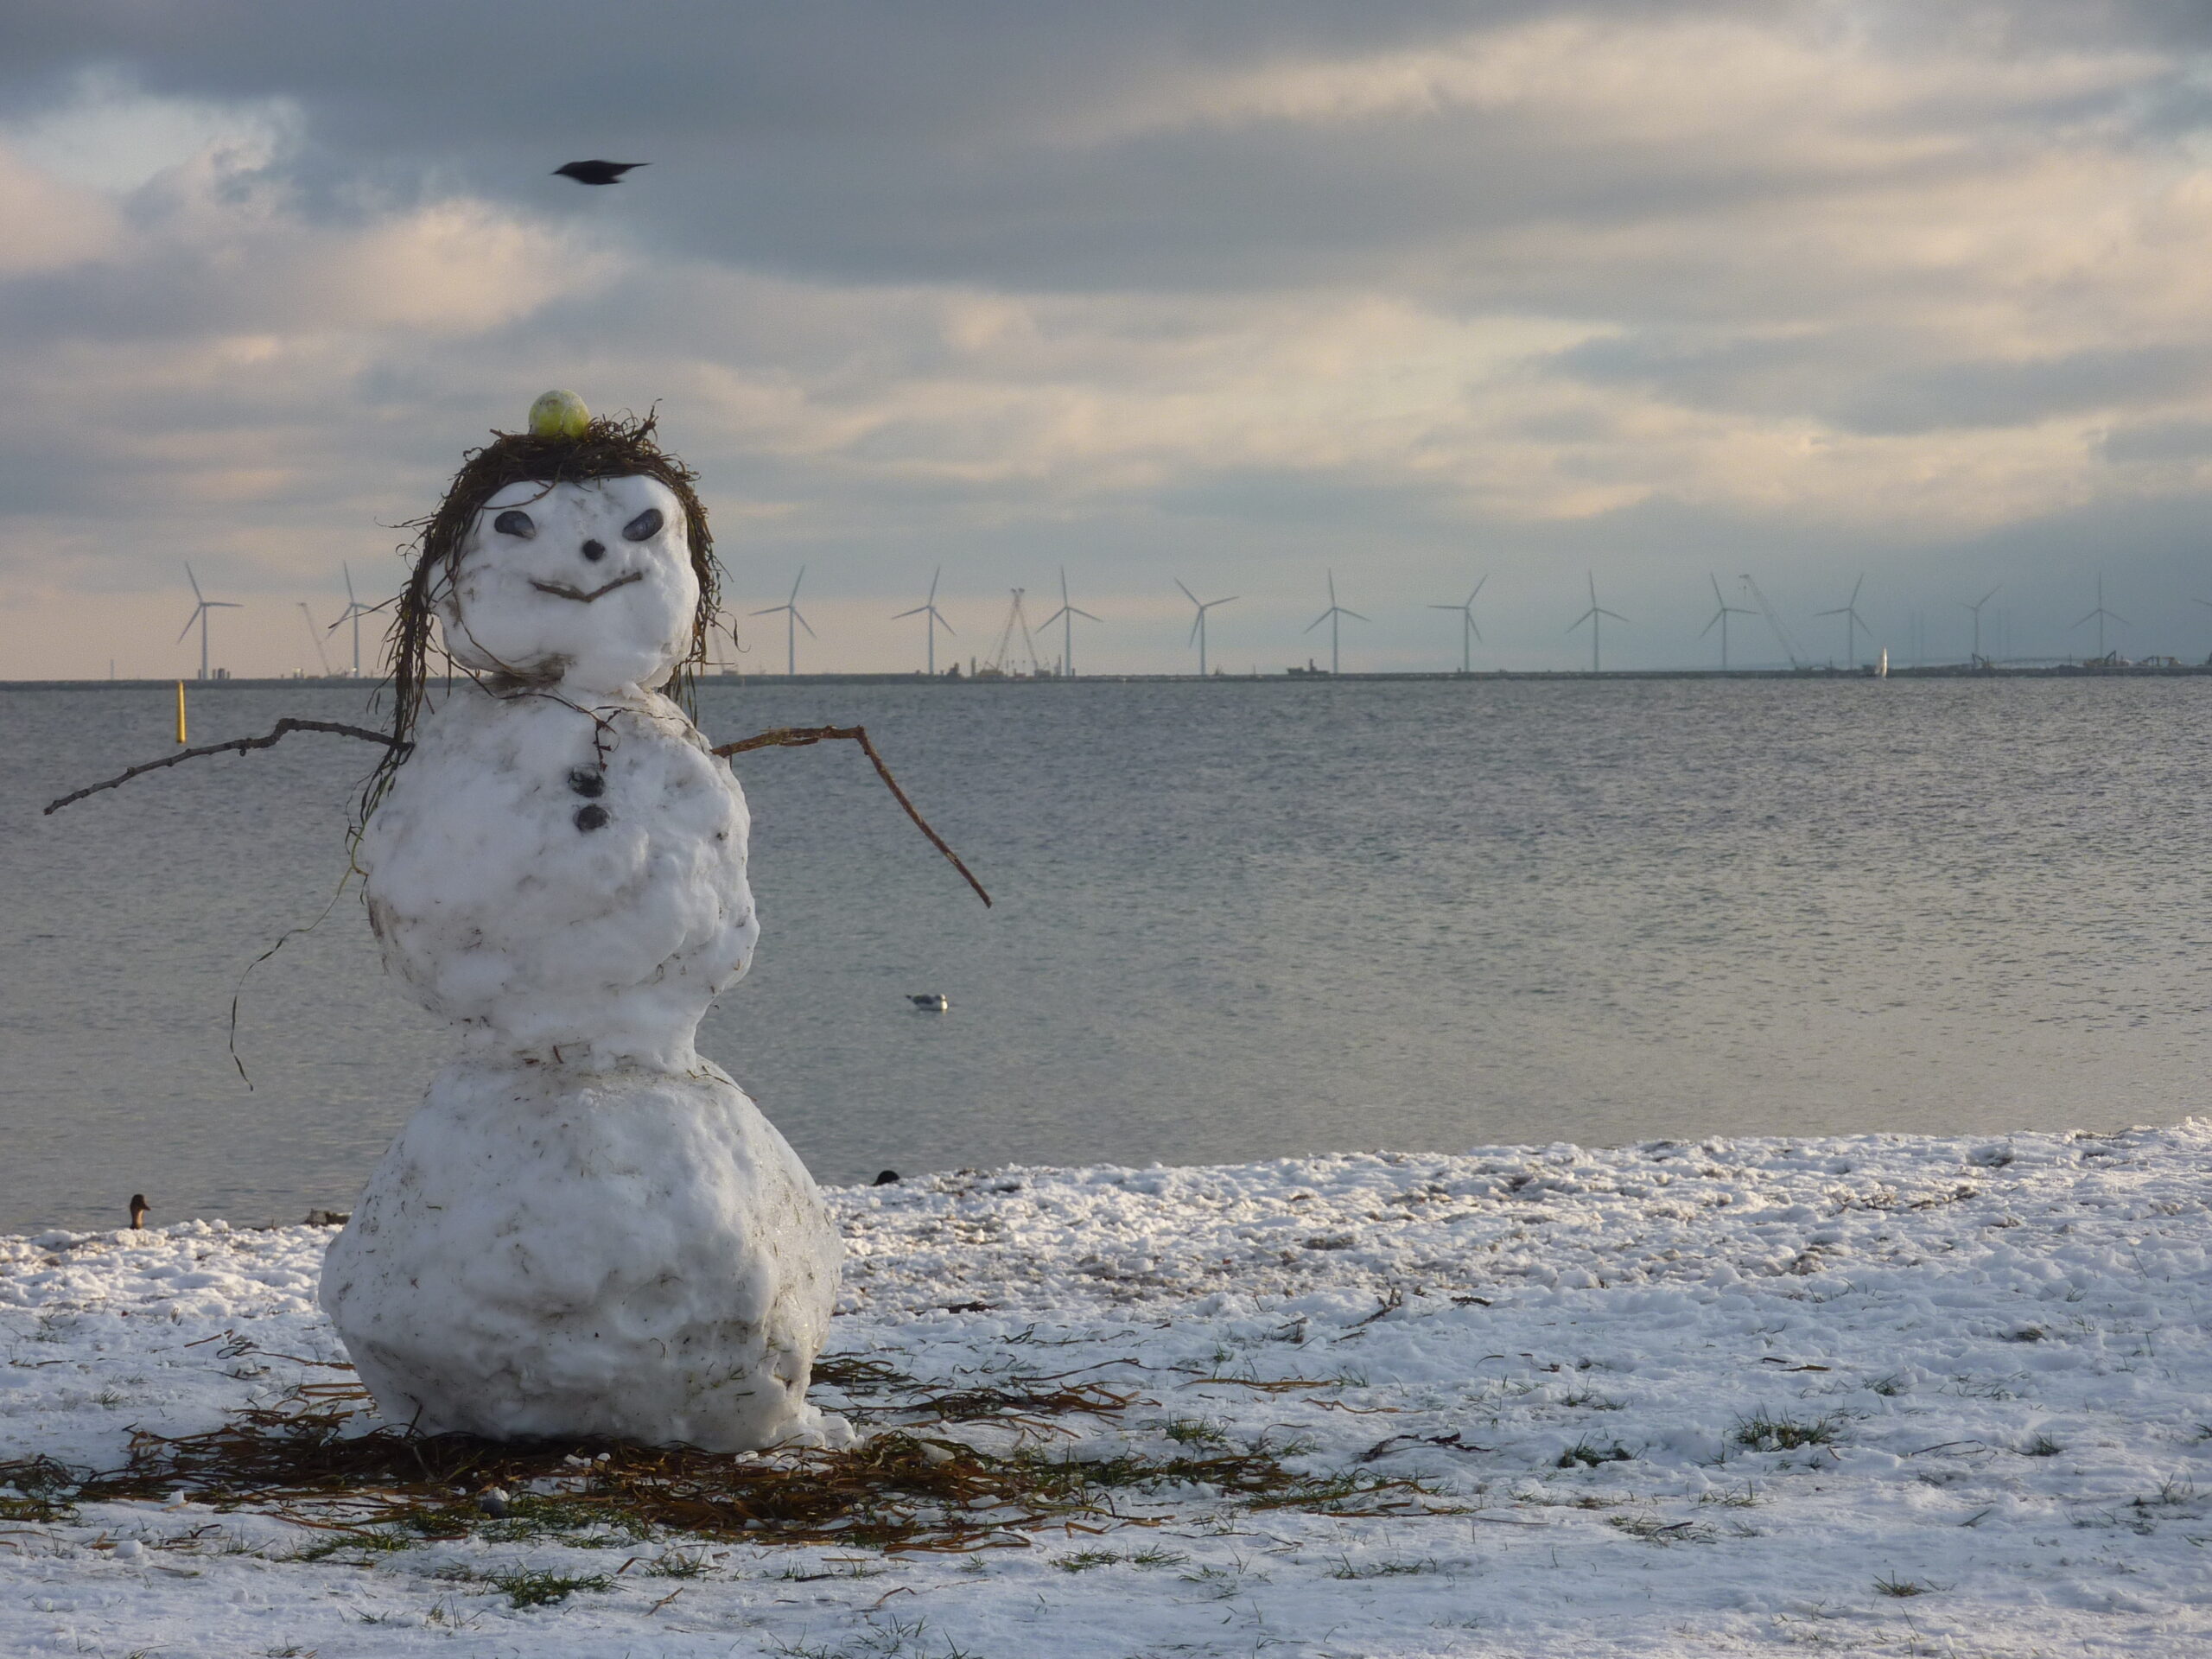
left=775, top=1558, right=885, bottom=1582
left=484, top=1567, right=613, bottom=1609
left=2133, top=1478, right=2199, bottom=1511
left=1732, top=1411, right=1846, bottom=1452
left=1867, top=1373, right=1910, bottom=1397
left=0, top=1457, right=78, bottom=1524
left=287, top=1527, right=416, bottom=1563
left=1608, top=1515, right=1713, bottom=1545
left=1697, top=1483, right=1760, bottom=1508
left=1128, top=1545, right=1187, bottom=1568
left=479, top=1491, right=650, bottom=1547
left=1872, top=1573, right=1929, bottom=1598
left=1560, top=1390, right=1624, bottom=1410
left=1329, top=1554, right=1439, bottom=1578
left=2022, top=1433, right=2064, bottom=1458
left=646, top=1548, right=712, bottom=1578
left=1054, top=1548, right=1121, bottom=1573
left=1557, top=1437, right=1634, bottom=1469
left=768, top=1612, right=969, bottom=1659
left=1161, top=1418, right=1230, bottom=1447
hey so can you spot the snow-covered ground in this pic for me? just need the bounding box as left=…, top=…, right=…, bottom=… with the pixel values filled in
left=5, top=1122, right=2211, bottom=1657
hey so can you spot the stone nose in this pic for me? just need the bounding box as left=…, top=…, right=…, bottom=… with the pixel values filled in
left=581, top=538, right=607, bottom=563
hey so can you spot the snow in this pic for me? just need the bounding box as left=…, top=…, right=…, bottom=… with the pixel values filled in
left=7, top=1121, right=2212, bottom=1656
left=320, top=1058, right=841, bottom=1451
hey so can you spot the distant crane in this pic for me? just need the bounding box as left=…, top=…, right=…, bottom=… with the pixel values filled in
left=1961, top=584, right=2000, bottom=667
left=1035, top=567, right=1099, bottom=677
left=2073, top=575, right=2127, bottom=662
left=982, top=588, right=1045, bottom=677
left=1815, top=575, right=1872, bottom=668
left=893, top=566, right=957, bottom=676
left=328, top=562, right=375, bottom=676
left=1175, top=580, right=1236, bottom=677
left=1428, top=575, right=1487, bottom=673
left=297, top=603, right=334, bottom=676
left=1304, top=570, right=1367, bottom=676
left=750, top=568, right=816, bottom=677
left=1699, top=574, right=1753, bottom=669
left=177, top=564, right=239, bottom=682
left=1737, top=574, right=1803, bottom=670
left=1567, top=572, right=1625, bottom=673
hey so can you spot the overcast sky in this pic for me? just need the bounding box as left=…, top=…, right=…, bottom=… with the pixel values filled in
left=4, top=1, right=2212, bottom=677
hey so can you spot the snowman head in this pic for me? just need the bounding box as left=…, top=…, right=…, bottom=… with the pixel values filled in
left=369, top=401, right=722, bottom=812
left=435, top=474, right=699, bottom=692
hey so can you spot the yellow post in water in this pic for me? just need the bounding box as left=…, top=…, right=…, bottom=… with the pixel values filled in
left=176, top=680, right=187, bottom=746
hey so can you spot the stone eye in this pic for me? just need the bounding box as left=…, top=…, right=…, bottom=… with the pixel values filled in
left=622, top=507, right=664, bottom=543
left=493, top=509, right=536, bottom=539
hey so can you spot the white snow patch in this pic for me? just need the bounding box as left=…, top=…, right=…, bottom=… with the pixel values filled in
left=4, top=1121, right=2210, bottom=1656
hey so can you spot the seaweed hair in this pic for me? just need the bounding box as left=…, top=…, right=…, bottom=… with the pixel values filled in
left=365, top=409, right=721, bottom=819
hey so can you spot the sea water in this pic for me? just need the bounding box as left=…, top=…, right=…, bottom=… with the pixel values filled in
left=3, top=676, right=2204, bottom=1233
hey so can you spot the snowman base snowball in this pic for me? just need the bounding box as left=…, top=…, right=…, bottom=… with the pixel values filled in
left=321, top=1058, right=844, bottom=1451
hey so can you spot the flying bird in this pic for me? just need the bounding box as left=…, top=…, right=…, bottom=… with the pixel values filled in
left=554, top=160, right=646, bottom=186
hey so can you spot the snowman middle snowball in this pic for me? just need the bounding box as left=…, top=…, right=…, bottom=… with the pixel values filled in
left=321, top=464, right=844, bottom=1452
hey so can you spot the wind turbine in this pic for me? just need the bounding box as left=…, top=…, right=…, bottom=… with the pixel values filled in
left=328, top=562, right=375, bottom=677
left=177, top=564, right=239, bottom=681
left=1961, top=583, right=2000, bottom=666
left=1035, top=566, right=1099, bottom=677
left=893, top=566, right=956, bottom=676
left=297, top=603, right=334, bottom=677
left=1815, top=575, right=1872, bottom=668
left=2073, top=575, right=2127, bottom=662
left=1174, top=580, right=1236, bottom=677
left=1699, top=574, right=1753, bottom=669
left=1303, top=569, right=1367, bottom=676
left=1428, top=575, right=1487, bottom=674
left=750, top=568, right=816, bottom=677
left=1567, top=572, right=1625, bottom=673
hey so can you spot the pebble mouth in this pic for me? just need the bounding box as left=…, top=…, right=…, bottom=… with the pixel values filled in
left=529, top=571, right=645, bottom=603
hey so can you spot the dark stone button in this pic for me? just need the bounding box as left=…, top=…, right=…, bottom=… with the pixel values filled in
left=568, top=768, right=605, bottom=798
left=575, top=804, right=611, bottom=832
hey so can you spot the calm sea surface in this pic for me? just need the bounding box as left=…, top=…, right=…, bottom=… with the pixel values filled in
left=3, top=677, right=2206, bottom=1234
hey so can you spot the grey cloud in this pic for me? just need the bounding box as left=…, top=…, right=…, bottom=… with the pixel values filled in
left=1550, top=332, right=2212, bottom=435
left=2098, top=416, right=2212, bottom=465
left=3, top=1, right=2150, bottom=297
left=1830, top=346, right=2212, bottom=435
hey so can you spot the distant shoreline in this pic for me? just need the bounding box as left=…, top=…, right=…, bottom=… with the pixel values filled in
left=8, top=661, right=2212, bottom=690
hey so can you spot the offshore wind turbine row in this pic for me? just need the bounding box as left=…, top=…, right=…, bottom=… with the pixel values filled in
left=156, top=563, right=2185, bottom=681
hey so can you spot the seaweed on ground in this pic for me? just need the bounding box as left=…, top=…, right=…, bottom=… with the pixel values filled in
left=3, top=1356, right=1449, bottom=1555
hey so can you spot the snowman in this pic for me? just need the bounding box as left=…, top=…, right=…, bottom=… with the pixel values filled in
left=318, top=395, right=844, bottom=1452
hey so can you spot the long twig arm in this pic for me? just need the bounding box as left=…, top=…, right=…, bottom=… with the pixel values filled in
left=715, top=725, right=992, bottom=908
left=43, top=720, right=406, bottom=816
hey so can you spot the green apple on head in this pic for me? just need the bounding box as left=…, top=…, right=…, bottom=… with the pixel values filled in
left=528, top=390, right=590, bottom=440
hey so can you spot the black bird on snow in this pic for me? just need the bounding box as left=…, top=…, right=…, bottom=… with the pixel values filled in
left=129, top=1194, right=149, bottom=1230
left=554, top=160, right=647, bottom=186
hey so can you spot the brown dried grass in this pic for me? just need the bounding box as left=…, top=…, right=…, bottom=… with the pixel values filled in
left=3, top=1352, right=1447, bottom=1554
